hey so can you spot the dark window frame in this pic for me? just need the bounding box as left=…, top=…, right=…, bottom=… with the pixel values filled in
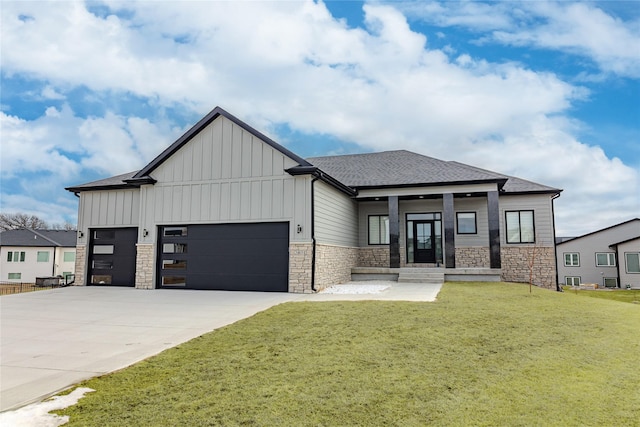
left=456, top=212, right=477, bottom=235
left=505, top=210, right=535, bottom=244
left=368, top=214, right=390, bottom=245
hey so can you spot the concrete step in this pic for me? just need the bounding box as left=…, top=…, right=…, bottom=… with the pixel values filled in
left=397, top=269, right=444, bottom=284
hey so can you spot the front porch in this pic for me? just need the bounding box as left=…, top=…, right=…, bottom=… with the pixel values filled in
left=351, top=267, right=502, bottom=283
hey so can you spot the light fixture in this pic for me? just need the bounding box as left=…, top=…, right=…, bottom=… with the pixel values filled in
left=296, top=224, right=303, bottom=234
left=78, top=231, right=84, bottom=238
left=143, top=229, right=149, bottom=237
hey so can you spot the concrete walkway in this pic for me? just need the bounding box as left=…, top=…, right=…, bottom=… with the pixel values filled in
left=0, top=282, right=441, bottom=411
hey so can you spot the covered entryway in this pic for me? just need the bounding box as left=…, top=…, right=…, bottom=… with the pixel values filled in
left=88, top=228, right=137, bottom=286
left=158, top=222, right=289, bottom=292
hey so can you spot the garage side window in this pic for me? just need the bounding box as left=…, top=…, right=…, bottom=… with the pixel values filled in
left=369, top=215, right=389, bottom=245
left=37, top=251, right=50, bottom=262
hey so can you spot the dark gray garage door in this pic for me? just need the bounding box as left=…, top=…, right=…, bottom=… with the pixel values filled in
left=158, top=222, right=289, bottom=292
left=88, top=228, right=137, bottom=287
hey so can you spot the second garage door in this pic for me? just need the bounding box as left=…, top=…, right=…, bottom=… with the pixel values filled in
left=158, top=222, right=289, bottom=292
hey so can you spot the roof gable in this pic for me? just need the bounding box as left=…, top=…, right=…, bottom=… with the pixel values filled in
left=134, top=106, right=310, bottom=179
left=67, top=107, right=310, bottom=193
left=557, top=218, right=640, bottom=246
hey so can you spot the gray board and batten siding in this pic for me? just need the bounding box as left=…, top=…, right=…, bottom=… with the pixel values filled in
left=138, top=116, right=310, bottom=244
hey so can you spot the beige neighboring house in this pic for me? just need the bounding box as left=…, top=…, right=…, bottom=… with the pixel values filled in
left=0, top=229, right=77, bottom=283
left=556, top=218, right=640, bottom=289
left=65, top=107, right=562, bottom=293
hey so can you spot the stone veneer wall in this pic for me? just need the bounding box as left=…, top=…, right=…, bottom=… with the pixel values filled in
left=135, top=244, right=155, bottom=290
left=315, top=244, right=359, bottom=291
left=289, top=243, right=313, bottom=293
left=501, top=246, right=556, bottom=289
left=358, top=247, right=390, bottom=267
left=74, top=245, right=86, bottom=286
left=456, top=247, right=490, bottom=268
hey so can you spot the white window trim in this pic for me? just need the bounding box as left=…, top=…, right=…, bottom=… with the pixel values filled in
left=595, top=252, right=616, bottom=267
left=565, top=276, right=581, bottom=286
left=624, top=252, right=640, bottom=274
left=564, top=252, right=580, bottom=267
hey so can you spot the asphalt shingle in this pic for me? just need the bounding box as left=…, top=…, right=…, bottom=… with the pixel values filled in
left=0, top=230, right=77, bottom=247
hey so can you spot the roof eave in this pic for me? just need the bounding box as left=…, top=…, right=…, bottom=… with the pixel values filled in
left=123, top=176, right=157, bottom=186
left=286, top=166, right=358, bottom=196
left=65, top=184, right=136, bottom=193
left=353, top=178, right=508, bottom=191
left=501, top=189, right=563, bottom=196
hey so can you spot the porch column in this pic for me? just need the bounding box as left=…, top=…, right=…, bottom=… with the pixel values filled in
left=487, top=190, right=501, bottom=268
left=443, top=193, right=456, bottom=268
left=388, top=196, right=400, bottom=268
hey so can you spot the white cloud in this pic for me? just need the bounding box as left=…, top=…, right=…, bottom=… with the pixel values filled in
left=399, top=0, right=640, bottom=78
left=0, top=0, right=637, bottom=234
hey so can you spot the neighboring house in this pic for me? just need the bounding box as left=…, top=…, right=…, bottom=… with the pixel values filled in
left=66, top=107, right=562, bottom=293
left=0, top=229, right=77, bottom=283
left=556, top=218, right=640, bottom=289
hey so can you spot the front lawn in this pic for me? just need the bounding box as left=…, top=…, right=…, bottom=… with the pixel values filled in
left=57, top=282, right=640, bottom=426
left=563, top=286, right=640, bottom=304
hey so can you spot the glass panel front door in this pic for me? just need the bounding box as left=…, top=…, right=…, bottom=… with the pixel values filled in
left=414, top=220, right=436, bottom=263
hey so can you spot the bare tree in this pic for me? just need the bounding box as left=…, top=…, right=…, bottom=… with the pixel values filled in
left=0, top=213, right=48, bottom=231
left=50, top=222, right=78, bottom=231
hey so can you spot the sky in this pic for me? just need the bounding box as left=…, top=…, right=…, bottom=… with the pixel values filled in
left=1, top=0, right=638, bottom=237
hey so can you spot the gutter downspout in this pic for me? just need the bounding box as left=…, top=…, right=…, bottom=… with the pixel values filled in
left=551, top=193, right=561, bottom=292
left=310, top=175, right=320, bottom=292
left=52, top=248, right=57, bottom=277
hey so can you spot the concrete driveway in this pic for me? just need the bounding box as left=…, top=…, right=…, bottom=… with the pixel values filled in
left=0, top=282, right=441, bottom=412
left=0, top=286, right=302, bottom=411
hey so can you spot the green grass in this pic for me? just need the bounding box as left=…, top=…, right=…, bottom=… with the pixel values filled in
left=562, top=286, right=640, bottom=304
left=56, top=282, right=640, bottom=426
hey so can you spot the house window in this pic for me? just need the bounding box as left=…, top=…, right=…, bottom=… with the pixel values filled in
left=603, top=277, right=618, bottom=288
left=368, top=215, right=389, bottom=245
left=37, top=251, right=50, bottom=262
left=7, top=251, right=26, bottom=262
left=565, top=276, right=581, bottom=286
left=625, top=253, right=640, bottom=273
left=595, top=253, right=616, bottom=267
left=63, top=251, right=75, bottom=262
left=564, top=253, right=579, bottom=267
left=8, top=273, right=21, bottom=280
left=63, top=272, right=73, bottom=280
left=505, top=210, right=535, bottom=243
left=456, top=212, right=477, bottom=234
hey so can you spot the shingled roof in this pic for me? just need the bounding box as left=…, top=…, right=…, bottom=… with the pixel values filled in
left=66, top=150, right=561, bottom=195
left=0, top=229, right=77, bottom=247
left=307, top=150, right=560, bottom=194
left=66, top=171, right=138, bottom=193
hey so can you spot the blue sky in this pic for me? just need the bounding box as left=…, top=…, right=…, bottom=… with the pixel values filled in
left=1, top=0, right=638, bottom=236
